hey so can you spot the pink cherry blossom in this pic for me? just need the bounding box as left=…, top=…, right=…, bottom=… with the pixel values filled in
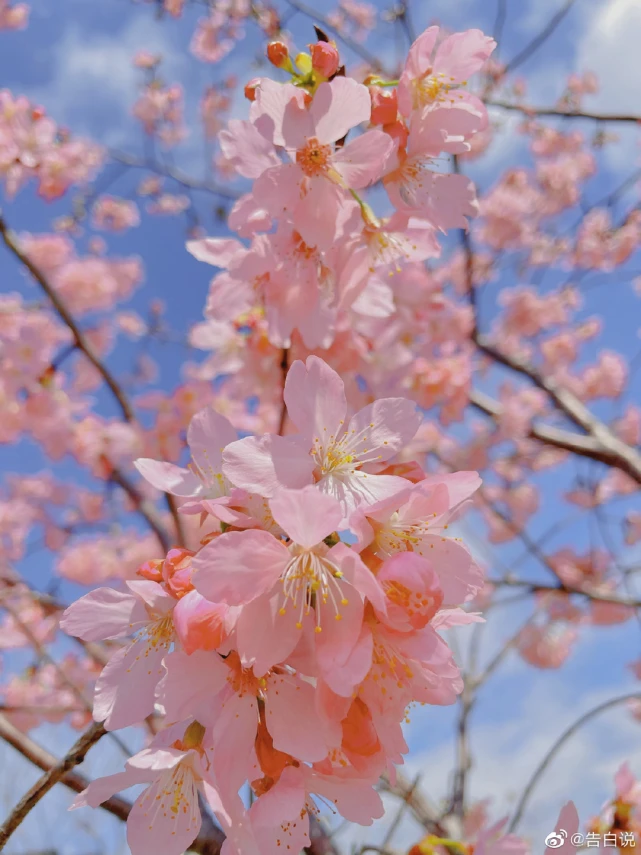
left=61, top=580, right=178, bottom=729
left=250, top=78, right=394, bottom=249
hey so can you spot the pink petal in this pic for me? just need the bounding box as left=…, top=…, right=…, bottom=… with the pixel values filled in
left=235, top=591, right=301, bottom=676
left=250, top=765, right=307, bottom=826
left=157, top=650, right=228, bottom=723
left=306, top=770, right=384, bottom=824
left=127, top=769, right=201, bottom=855
left=269, top=486, right=342, bottom=548
left=265, top=672, right=330, bottom=762
left=284, top=355, right=347, bottom=441
left=222, top=434, right=315, bottom=497
left=60, top=587, right=146, bottom=642
left=433, top=29, right=496, bottom=83
left=318, top=625, right=373, bottom=697
left=432, top=609, right=484, bottom=629
left=134, top=458, right=201, bottom=497
left=192, top=529, right=288, bottom=605
left=187, top=406, right=237, bottom=477
left=186, top=237, right=245, bottom=268
left=218, top=119, right=280, bottom=179
left=419, top=535, right=484, bottom=605
left=93, top=637, right=166, bottom=730
left=405, top=26, right=439, bottom=83
left=125, top=579, right=175, bottom=614
left=346, top=397, right=421, bottom=461
left=252, top=163, right=304, bottom=221
left=281, top=95, right=315, bottom=150
left=173, top=590, right=235, bottom=655
left=332, top=130, right=395, bottom=190
left=212, top=691, right=257, bottom=803
left=70, top=768, right=150, bottom=810
left=331, top=543, right=387, bottom=614
left=409, top=102, right=486, bottom=158
left=419, top=470, right=481, bottom=507
left=397, top=168, right=479, bottom=230
left=310, top=78, right=371, bottom=145
left=321, top=472, right=412, bottom=523
left=294, top=176, right=348, bottom=251
left=127, top=747, right=185, bottom=772
left=544, top=801, right=579, bottom=855
left=314, top=586, right=364, bottom=672
left=251, top=79, right=307, bottom=147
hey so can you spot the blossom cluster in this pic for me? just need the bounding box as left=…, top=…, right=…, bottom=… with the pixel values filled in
left=62, top=356, right=484, bottom=855
left=0, top=91, right=102, bottom=198
left=188, top=26, right=495, bottom=351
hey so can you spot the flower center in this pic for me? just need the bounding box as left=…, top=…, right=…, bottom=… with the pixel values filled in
left=140, top=613, right=175, bottom=653
left=225, top=651, right=261, bottom=696
left=413, top=71, right=456, bottom=108
left=296, top=137, right=332, bottom=177
left=311, top=420, right=384, bottom=478
left=278, top=548, right=348, bottom=632
left=374, top=512, right=447, bottom=558
left=189, top=455, right=231, bottom=500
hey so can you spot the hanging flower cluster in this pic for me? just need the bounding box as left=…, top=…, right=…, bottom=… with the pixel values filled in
left=62, top=356, right=483, bottom=855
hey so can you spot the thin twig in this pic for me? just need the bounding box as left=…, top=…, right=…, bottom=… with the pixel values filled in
left=502, top=0, right=577, bottom=74
left=472, top=336, right=641, bottom=485
left=0, top=720, right=107, bottom=849
left=0, top=714, right=225, bottom=855
left=277, top=348, right=289, bottom=436
left=108, top=150, right=241, bottom=201
left=486, top=99, right=641, bottom=125
left=0, top=212, right=134, bottom=423
left=508, top=693, right=641, bottom=832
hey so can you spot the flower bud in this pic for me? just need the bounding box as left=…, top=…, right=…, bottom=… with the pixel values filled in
left=137, top=558, right=164, bottom=582
left=267, top=40, right=290, bottom=69
left=162, top=547, right=196, bottom=598
left=309, top=41, right=339, bottom=78
left=244, top=77, right=260, bottom=101
left=370, top=86, right=398, bottom=126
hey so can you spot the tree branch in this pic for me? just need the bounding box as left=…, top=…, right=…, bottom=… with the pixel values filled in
left=501, top=0, right=577, bottom=74
left=508, top=692, right=641, bottom=832
left=486, top=99, right=641, bottom=125
left=0, top=720, right=108, bottom=849
left=0, top=212, right=134, bottom=423
left=0, top=714, right=226, bottom=854
left=108, top=150, right=241, bottom=202
left=473, top=336, right=641, bottom=485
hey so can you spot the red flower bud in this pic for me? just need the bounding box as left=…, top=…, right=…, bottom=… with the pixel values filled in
left=267, top=40, right=290, bottom=69
left=370, top=86, right=398, bottom=126
left=309, top=41, right=339, bottom=78
left=244, top=78, right=261, bottom=101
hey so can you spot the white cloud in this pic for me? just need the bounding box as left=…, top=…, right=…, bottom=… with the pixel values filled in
left=28, top=14, right=186, bottom=148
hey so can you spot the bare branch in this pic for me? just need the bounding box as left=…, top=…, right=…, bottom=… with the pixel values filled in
left=0, top=714, right=226, bottom=855
left=492, top=577, right=641, bottom=609
left=502, top=0, right=577, bottom=74
left=473, top=335, right=641, bottom=485
left=508, top=693, right=641, bottom=832
left=109, top=463, right=173, bottom=552
left=487, top=99, right=641, bottom=125
left=0, top=211, right=134, bottom=423
left=0, top=714, right=130, bottom=823
left=108, top=150, right=241, bottom=201
left=469, top=388, right=641, bottom=478
left=0, top=720, right=107, bottom=849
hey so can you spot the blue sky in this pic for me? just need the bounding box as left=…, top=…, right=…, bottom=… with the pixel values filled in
left=1, top=0, right=641, bottom=853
